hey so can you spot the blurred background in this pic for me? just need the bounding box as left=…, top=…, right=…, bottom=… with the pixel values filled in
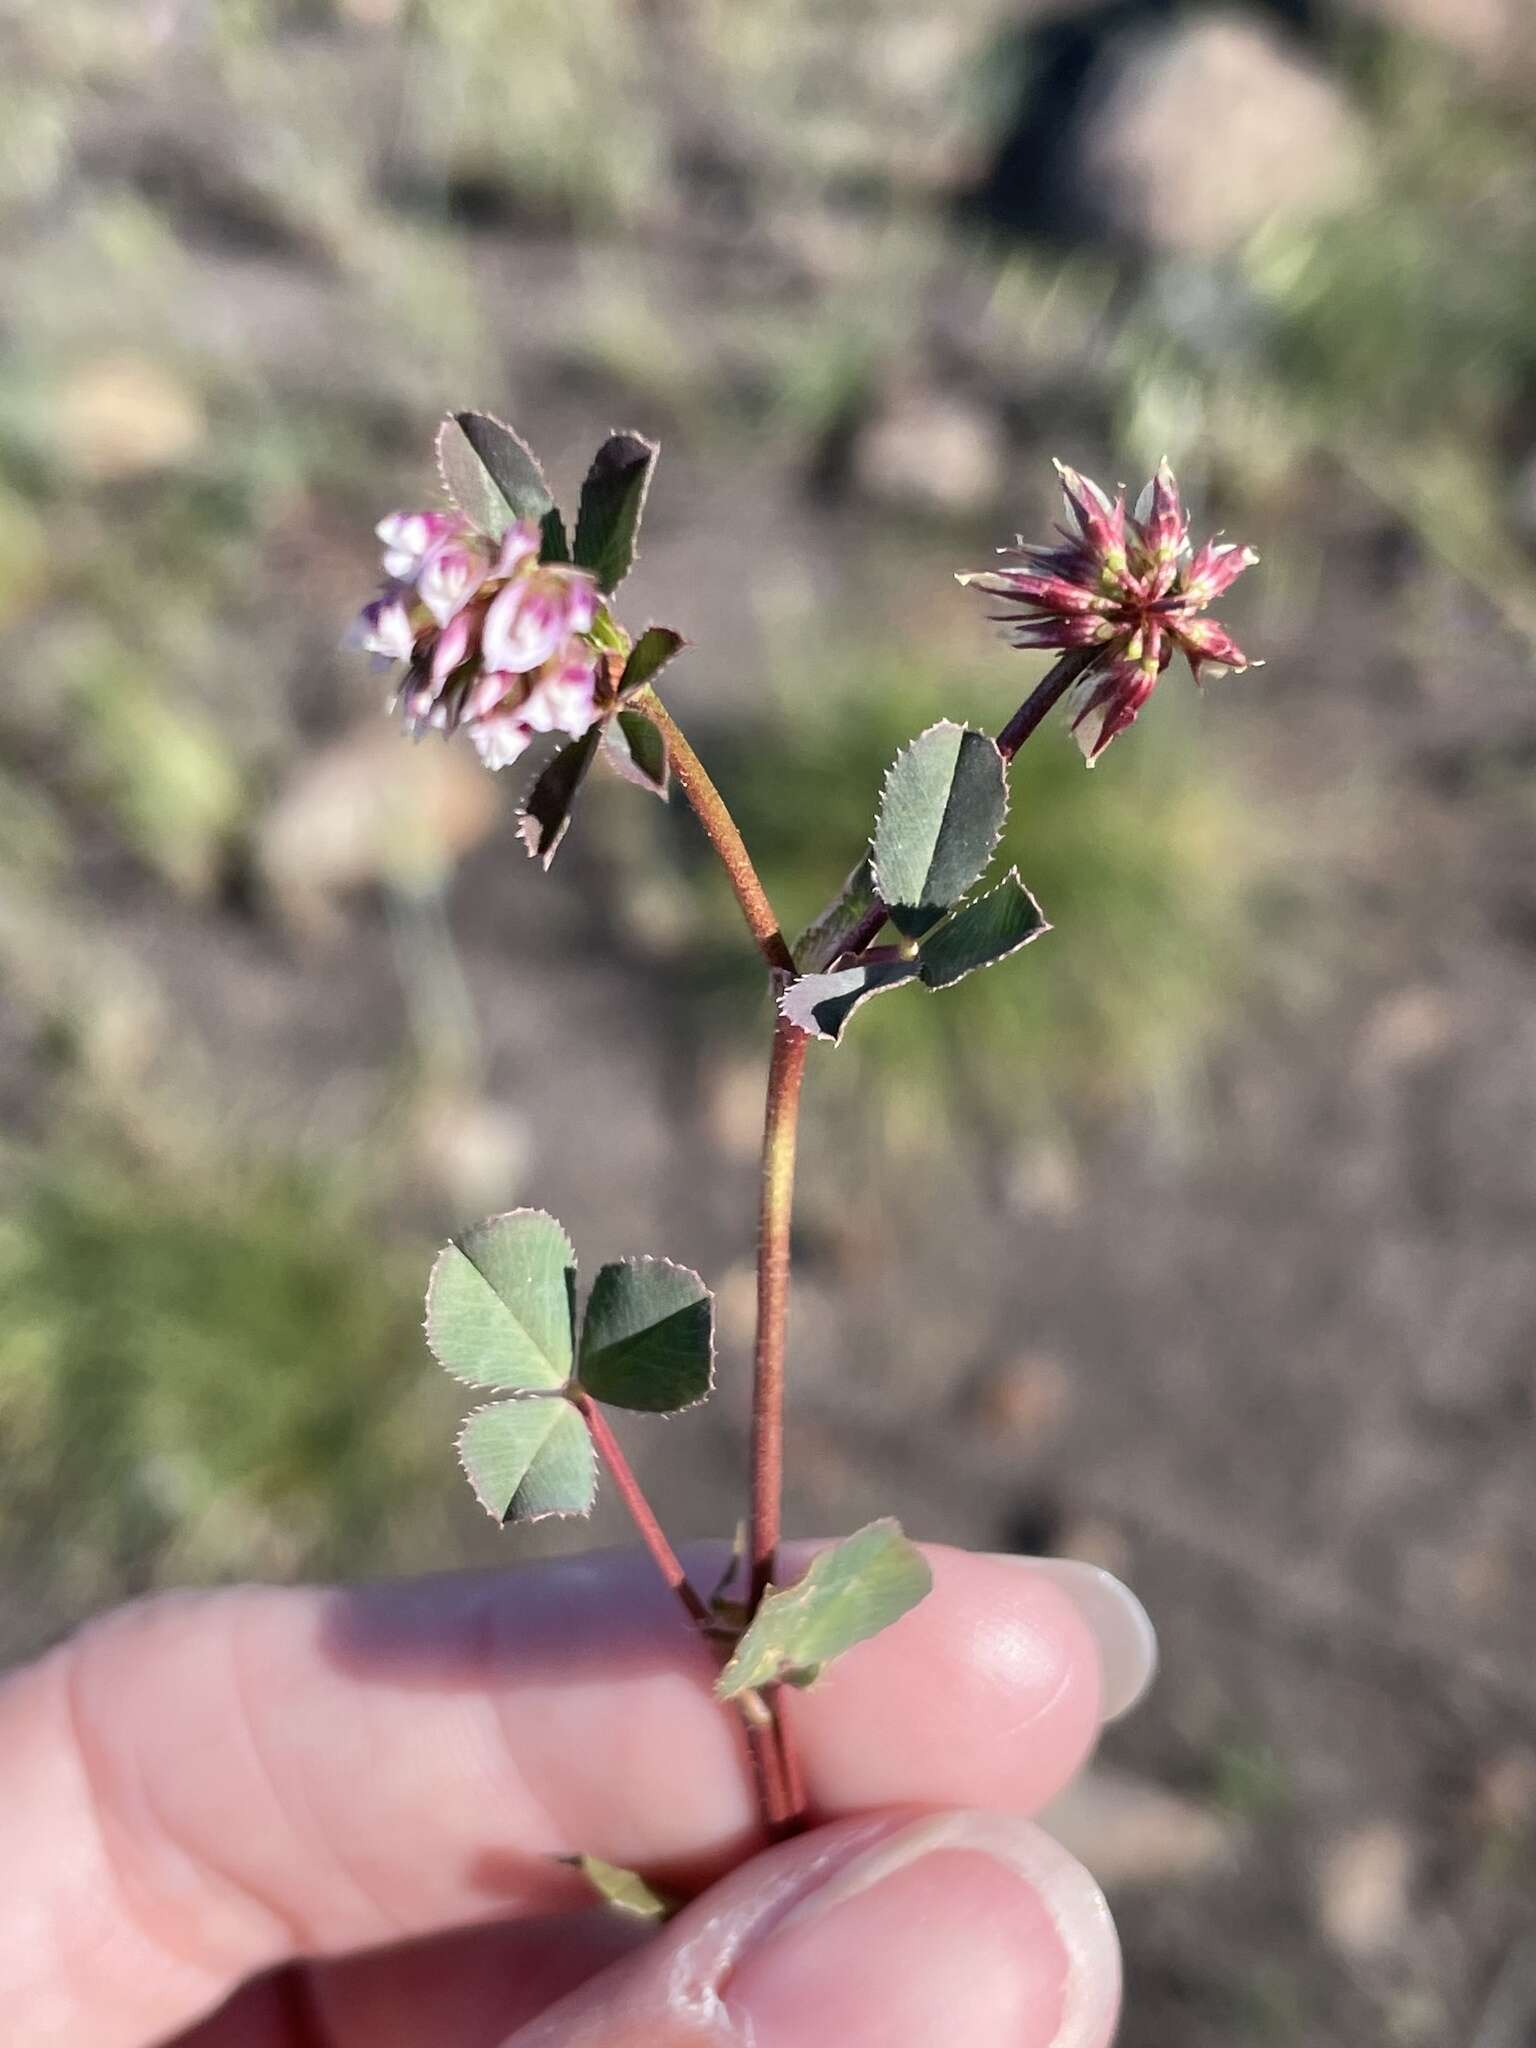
left=2, top=0, right=1535, bottom=2039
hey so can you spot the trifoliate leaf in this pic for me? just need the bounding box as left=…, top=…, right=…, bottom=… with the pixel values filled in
left=517, top=728, right=603, bottom=868
left=577, top=1258, right=714, bottom=1413
left=457, top=1396, right=594, bottom=1523
left=617, top=625, right=685, bottom=698
left=872, top=723, right=1007, bottom=939
left=437, top=412, right=561, bottom=553
left=778, top=958, right=919, bottom=1044
left=601, top=709, right=669, bottom=797
left=572, top=432, right=658, bottom=594
left=426, top=1210, right=576, bottom=1391
left=918, top=868, right=1049, bottom=990
left=716, top=1520, right=933, bottom=1699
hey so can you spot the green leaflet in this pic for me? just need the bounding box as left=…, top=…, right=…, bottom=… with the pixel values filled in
left=717, top=1520, right=933, bottom=1698
left=576, top=1258, right=714, bottom=1413
left=872, top=723, right=1007, bottom=937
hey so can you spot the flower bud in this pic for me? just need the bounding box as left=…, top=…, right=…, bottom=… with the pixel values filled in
left=961, top=458, right=1259, bottom=762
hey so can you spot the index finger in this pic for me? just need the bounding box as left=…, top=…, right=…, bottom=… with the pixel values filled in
left=1, top=1543, right=1119, bottom=2048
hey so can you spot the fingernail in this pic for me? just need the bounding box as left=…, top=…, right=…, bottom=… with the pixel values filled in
left=727, top=1812, right=1120, bottom=2048
left=1016, top=1558, right=1158, bottom=1722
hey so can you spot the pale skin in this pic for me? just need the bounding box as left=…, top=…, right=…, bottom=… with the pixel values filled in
left=3, top=1545, right=1127, bottom=2048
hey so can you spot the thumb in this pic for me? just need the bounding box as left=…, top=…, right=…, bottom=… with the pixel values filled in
left=505, top=1809, right=1121, bottom=2048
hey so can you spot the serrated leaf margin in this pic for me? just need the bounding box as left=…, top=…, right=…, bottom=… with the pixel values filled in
left=516, top=727, right=604, bottom=868
left=572, top=429, right=658, bottom=594
left=870, top=720, right=1009, bottom=924
left=716, top=1519, right=933, bottom=1699
left=454, top=1393, right=596, bottom=1525
left=778, top=957, right=919, bottom=1043
left=435, top=409, right=556, bottom=536
left=575, top=1253, right=716, bottom=1415
left=600, top=708, right=670, bottom=798
left=424, top=1207, right=577, bottom=1392
left=916, top=866, right=1051, bottom=990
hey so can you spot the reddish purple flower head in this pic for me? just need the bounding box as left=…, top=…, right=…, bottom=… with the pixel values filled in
left=348, top=510, right=602, bottom=771
left=959, top=459, right=1260, bottom=762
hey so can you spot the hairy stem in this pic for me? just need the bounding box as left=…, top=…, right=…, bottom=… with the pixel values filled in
left=751, top=1014, right=809, bottom=1607
left=632, top=687, right=796, bottom=975
left=578, top=1393, right=804, bottom=1831
left=597, top=691, right=810, bottom=1826
left=745, top=1010, right=812, bottom=1833
left=995, top=645, right=1098, bottom=761
left=573, top=1392, right=712, bottom=1630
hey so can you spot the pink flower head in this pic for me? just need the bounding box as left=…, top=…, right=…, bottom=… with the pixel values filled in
left=375, top=510, right=467, bottom=582
left=482, top=564, right=595, bottom=677
left=521, top=649, right=601, bottom=736
left=350, top=506, right=604, bottom=771
left=959, top=458, right=1261, bottom=762
left=495, top=523, right=542, bottom=578
left=345, top=590, right=417, bottom=665
left=467, top=706, right=538, bottom=773
left=416, top=534, right=489, bottom=627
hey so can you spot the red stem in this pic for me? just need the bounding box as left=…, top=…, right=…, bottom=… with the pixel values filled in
left=995, top=646, right=1098, bottom=761
left=743, top=1011, right=813, bottom=1837
left=576, top=1389, right=802, bottom=1833
left=573, top=1392, right=711, bottom=1630
left=616, top=693, right=811, bottom=1836
left=633, top=688, right=796, bottom=975
left=750, top=1014, right=809, bottom=1611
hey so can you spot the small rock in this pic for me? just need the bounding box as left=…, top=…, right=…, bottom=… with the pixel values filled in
left=1318, top=1822, right=1414, bottom=1958
left=57, top=356, right=205, bottom=481
left=1041, top=1769, right=1236, bottom=1887
left=1450, top=1540, right=1511, bottom=1621
left=256, top=722, right=499, bottom=939
left=1079, top=16, right=1369, bottom=260
left=616, top=873, right=701, bottom=957
left=974, top=1351, right=1073, bottom=1445
left=853, top=390, right=1004, bottom=519
left=1052, top=1516, right=1132, bottom=1581
left=413, top=1093, right=529, bottom=1213
left=1475, top=1749, right=1536, bottom=1834
left=1359, top=985, right=1458, bottom=1071
left=1007, top=1140, right=1082, bottom=1219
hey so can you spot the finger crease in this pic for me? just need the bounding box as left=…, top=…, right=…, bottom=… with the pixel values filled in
left=224, top=1598, right=410, bottom=1950
left=59, top=1638, right=237, bottom=1997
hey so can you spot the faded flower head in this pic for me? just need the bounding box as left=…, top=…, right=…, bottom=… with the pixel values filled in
left=349, top=510, right=602, bottom=771
left=959, top=459, right=1260, bottom=762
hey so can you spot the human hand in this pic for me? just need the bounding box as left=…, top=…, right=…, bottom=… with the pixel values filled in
left=1, top=1543, right=1155, bottom=2047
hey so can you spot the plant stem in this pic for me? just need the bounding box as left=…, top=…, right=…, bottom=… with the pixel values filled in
left=995, top=646, right=1098, bottom=761
left=625, top=688, right=810, bottom=1828
left=750, top=1013, right=809, bottom=1609
left=632, top=687, right=796, bottom=976
left=576, top=1390, right=801, bottom=1832
left=572, top=1392, right=711, bottom=1631
left=740, top=1011, right=814, bottom=1837
left=746, top=1718, right=797, bottom=1837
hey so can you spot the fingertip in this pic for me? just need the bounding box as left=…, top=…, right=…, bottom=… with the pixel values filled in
left=790, top=1544, right=1106, bottom=1822
left=728, top=1815, right=1119, bottom=2048
left=1008, top=1557, right=1158, bottom=1723
left=506, top=1812, right=1121, bottom=2048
